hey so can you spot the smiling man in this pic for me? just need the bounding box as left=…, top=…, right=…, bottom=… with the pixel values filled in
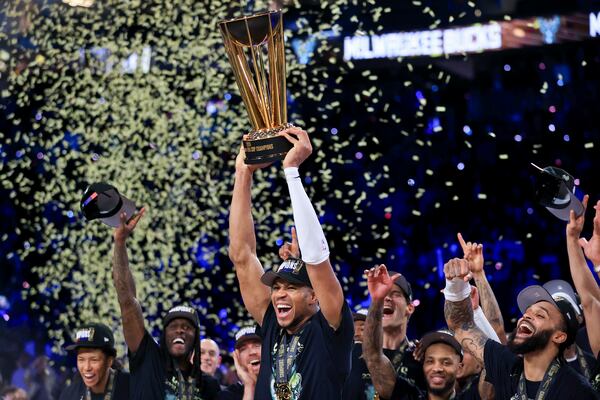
left=60, top=323, right=129, bottom=400
left=443, top=257, right=598, bottom=400
left=217, top=326, right=262, bottom=400
left=387, top=331, right=470, bottom=400
left=201, top=339, right=222, bottom=379
left=345, top=265, right=424, bottom=400
left=228, top=128, right=354, bottom=399
left=111, top=210, right=220, bottom=400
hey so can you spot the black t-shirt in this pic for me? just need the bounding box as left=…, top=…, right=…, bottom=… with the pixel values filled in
left=342, top=342, right=425, bottom=400
left=215, top=382, right=244, bottom=400
left=129, top=331, right=220, bottom=400
left=483, top=339, right=599, bottom=400
left=388, top=373, right=479, bottom=400
left=567, top=346, right=597, bottom=379
left=59, top=370, right=129, bottom=400
left=254, top=302, right=354, bottom=399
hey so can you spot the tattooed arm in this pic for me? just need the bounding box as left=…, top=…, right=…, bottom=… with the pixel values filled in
left=362, top=298, right=397, bottom=399
left=443, top=257, right=489, bottom=364
left=444, top=297, right=488, bottom=365
left=112, top=209, right=146, bottom=353
left=362, top=265, right=403, bottom=399
left=458, top=234, right=506, bottom=344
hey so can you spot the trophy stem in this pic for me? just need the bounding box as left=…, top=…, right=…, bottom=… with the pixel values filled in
left=245, top=19, right=271, bottom=127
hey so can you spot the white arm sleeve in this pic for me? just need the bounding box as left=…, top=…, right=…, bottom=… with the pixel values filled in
left=473, top=307, right=501, bottom=343
left=284, top=167, right=330, bottom=264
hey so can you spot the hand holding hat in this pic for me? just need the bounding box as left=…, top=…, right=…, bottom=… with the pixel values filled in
left=114, top=207, right=146, bottom=245
left=533, top=164, right=584, bottom=221
left=576, top=199, right=600, bottom=267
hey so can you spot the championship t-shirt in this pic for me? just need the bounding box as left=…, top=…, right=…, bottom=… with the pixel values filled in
left=129, top=330, right=220, bottom=400
left=342, top=342, right=425, bottom=400
left=254, top=302, right=354, bottom=400
left=59, top=370, right=129, bottom=400
left=483, top=339, right=598, bottom=400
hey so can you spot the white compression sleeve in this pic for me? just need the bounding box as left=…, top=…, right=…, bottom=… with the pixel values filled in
left=443, top=278, right=471, bottom=302
left=284, top=167, right=330, bottom=264
left=473, top=307, right=501, bottom=343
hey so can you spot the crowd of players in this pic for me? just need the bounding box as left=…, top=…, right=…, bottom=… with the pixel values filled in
left=4, top=128, right=599, bottom=400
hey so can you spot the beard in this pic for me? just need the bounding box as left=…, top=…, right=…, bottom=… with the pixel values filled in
left=507, top=328, right=553, bottom=354
left=428, top=377, right=455, bottom=397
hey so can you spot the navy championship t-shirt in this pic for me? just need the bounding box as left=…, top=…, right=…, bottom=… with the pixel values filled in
left=254, top=302, right=354, bottom=400
left=129, top=330, right=220, bottom=400
left=483, top=339, right=598, bottom=400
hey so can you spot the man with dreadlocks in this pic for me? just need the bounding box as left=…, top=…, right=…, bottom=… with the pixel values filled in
left=111, top=209, right=220, bottom=400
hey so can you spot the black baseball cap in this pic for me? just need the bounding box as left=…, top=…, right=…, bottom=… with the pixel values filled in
left=533, top=165, right=584, bottom=222
left=543, top=279, right=582, bottom=317
left=388, top=271, right=413, bottom=302
left=517, top=285, right=579, bottom=347
left=234, top=325, right=261, bottom=349
left=420, top=331, right=463, bottom=361
left=65, top=323, right=116, bottom=357
left=81, top=182, right=137, bottom=228
left=260, top=258, right=312, bottom=288
left=163, top=305, right=200, bottom=330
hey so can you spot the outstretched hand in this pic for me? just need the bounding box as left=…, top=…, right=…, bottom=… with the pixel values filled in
left=577, top=197, right=600, bottom=266
left=457, top=233, right=484, bottom=274
left=113, top=207, right=146, bottom=244
left=278, top=227, right=300, bottom=260
left=364, top=264, right=401, bottom=302
left=281, top=127, right=312, bottom=169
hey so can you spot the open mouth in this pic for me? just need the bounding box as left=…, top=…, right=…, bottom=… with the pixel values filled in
left=172, top=338, right=185, bottom=345
left=276, top=304, right=292, bottom=319
left=250, top=359, right=260, bottom=367
left=430, top=375, right=446, bottom=385
left=382, top=306, right=394, bottom=319
left=516, top=322, right=534, bottom=338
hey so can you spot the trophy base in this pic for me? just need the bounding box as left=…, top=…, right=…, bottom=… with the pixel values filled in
left=243, top=135, right=293, bottom=164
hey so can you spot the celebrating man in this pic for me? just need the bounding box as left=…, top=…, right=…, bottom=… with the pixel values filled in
left=443, top=256, right=597, bottom=399
left=111, top=210, right=220, bottom=399
left=228, top=127, right=354, bottom=399
left=60, top=322, right=129, bottom=400
left=345, top=264, right=424, bottom=400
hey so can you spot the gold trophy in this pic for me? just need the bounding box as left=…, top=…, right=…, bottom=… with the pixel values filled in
left=219, top=10, right=294, bottom=164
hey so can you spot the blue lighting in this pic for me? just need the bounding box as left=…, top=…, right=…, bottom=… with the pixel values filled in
left=224, top=93, right=232, bottom=101
left=503, top=64, right=511, bottom=72
left=463, top=125, right=472, bottom=136
left=457, top=162, right=465, bottom=170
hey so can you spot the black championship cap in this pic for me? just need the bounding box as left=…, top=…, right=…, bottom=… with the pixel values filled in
left=388, top=271, right=413, bottom=302
left=234, top=325, right=261, bottom=350
left=517, top=285, right=579, bottom=347
left=64, top=323, right=116, bottom=357
left=543, top=279, right=582, bottom=317
left=533, top=165, right=584, bottom=222
left=163, top=305, right=200, bottom=330
left=260, top=258, right=312, bottom=288
left=81, top=182, right=137, bottom=228
left=420, top=331, right=463, bottom=361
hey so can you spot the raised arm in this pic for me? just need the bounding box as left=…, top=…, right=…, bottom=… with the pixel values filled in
left=228, top=148, right=271, bottom=326
left=112, top=209, right=146, bottom=353
left=566, top=195, right=600, bottom=356
left=443, top=258, right=489, bottom=365
left=458, top=233, right=506, bottom=344
left=362, top=265, right=400, bottom=399
left=281, top=128, right=344, bottom=329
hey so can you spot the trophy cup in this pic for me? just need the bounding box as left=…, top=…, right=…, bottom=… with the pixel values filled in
left=219, top=10, right=294, bottom=164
